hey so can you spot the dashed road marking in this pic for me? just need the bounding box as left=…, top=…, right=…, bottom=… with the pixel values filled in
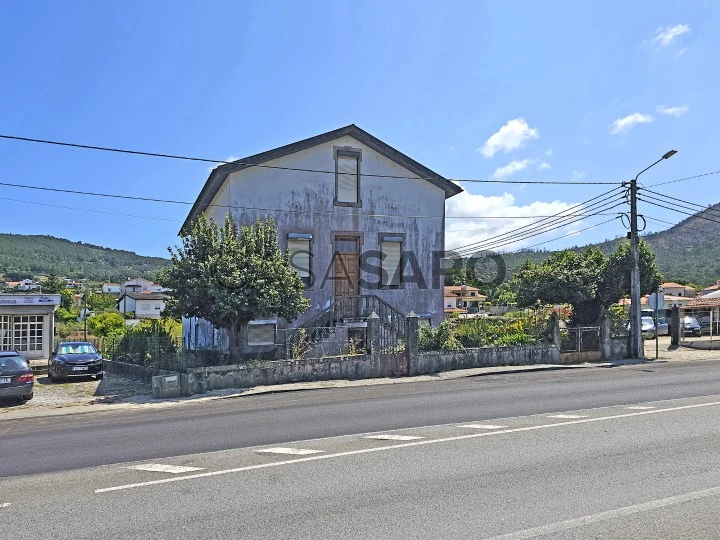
left=257, top=447, right=324, bottom=456
left=96, top=399, right=720, bottom=494
left=548, top=414, right=588, bottom=419
left=0, top=503, right=11, bottom=509
left=128, top=464, right=205, bottom=474
left=364, top=434, right=424, bottom=441
left=459, top=424, right=509, bottom=430
left=625, top=406, right=655, bottom=410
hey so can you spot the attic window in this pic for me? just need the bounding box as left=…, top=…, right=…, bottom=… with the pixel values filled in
left=334, top=148, right=362, bottom=207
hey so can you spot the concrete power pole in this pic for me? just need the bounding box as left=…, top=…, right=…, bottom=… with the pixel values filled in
left=629, top=178, right=643, bottom=359
left=628, top=150, right=677, bottom=359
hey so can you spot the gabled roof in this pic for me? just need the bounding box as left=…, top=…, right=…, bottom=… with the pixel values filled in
left=661, top=282, right=693, bottom=289
left=119, top=292, right=167, bottom=301
left=181, top=124, right=462, bottom=233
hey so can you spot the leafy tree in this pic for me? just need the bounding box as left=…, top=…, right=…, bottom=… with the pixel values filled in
left=159, top=215, right=309, bottom=353
left=41, top=274, right=67, bottom=294
left=513, top=241, right=663, bottom=326
left=87, top=293, right=118, bottom=312
left=86, top=312, right=126, bottom=337
left=598, top=240, right=663, bottom=306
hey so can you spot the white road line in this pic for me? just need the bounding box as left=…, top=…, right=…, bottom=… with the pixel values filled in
left=0, top=503, right=11, bottom=509
left=363, top=434, right=424, bottom=441
left=459, top=424, right=509, bottom=430
left=128, top=464, right=205, bottom=474
left=257, top=447, right=324, bottom=456
left=483, top=485, right=720, bottom=539
left=548, top=414, right=588, bottom=419
left=95, top=399, right=720, bottom=494
left=625, top=406, right=656, bottom=410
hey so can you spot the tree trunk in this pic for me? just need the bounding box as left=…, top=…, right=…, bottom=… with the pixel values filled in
left=226, top=319, right=249, bottom=360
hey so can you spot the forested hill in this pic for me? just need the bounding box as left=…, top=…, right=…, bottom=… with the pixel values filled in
left=498, top=202, right=720, bottom=287
left=0, top=234, right=169, bottom=282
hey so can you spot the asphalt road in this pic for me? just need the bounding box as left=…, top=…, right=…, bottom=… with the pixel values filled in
left=3, top=359, right=720, bottom=478
left=2, top=360, right=720, bottom=539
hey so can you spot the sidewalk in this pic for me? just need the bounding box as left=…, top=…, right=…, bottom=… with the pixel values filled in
left=0, top=359, right=647, bottom=422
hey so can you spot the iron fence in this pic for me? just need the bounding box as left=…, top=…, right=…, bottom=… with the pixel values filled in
left=560, top=326, right=600, bottom=353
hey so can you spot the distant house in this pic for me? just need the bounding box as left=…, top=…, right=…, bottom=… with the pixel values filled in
left=123, top=278, right=164, bottom=294
left=700, top=280, right=720, bottom=296
left=659, top=282, right=696, bottom=298
left=102, top=283, right=122, bottom=294
left=5, top=278, right=40, bottom=291
left=116, top=291, right=166, bottom=319
left=443, top=285, right=487, bottom=315
left=617, top=294, right=694, bottom=309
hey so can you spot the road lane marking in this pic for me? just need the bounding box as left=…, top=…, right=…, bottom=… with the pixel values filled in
left=128, top=464, right=205, bottom=474
left=625, top=406, right=655, bottom=410
left=459, top=424, right=509, bottom=430
left=257, top=448, right=323, bottom=456
left=95, top=399, right=720, bottom=494
left=363, top=434, right=424, bottom=441
left=483, top=484, right=720, bottom=539
left=0, top=503, right=10, bottom=509
left=548, top=414, right=587, bottom=419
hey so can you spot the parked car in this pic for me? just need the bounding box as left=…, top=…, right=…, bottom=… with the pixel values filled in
left=0, top=351, right=34, bottom=402
left=656, top=317, right=670, bottom=336
left=682, top=316, right=702, bottom=338
left=48, top=342, right=104, bottom=382
left=640, top=317, right=660, bottom=339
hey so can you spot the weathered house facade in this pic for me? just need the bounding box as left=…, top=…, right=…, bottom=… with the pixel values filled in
left=181, top=125, right=461, bottom=347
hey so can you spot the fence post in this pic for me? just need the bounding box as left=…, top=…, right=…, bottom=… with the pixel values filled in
left=671, top=305, right=680, bottom=346
left=367, top=311, right=380, bottom=363
left=405, top=311, right=419, bottom=376
left=550, top=313, right=561, bottom=352
left=599, top=309, right=612, bottom=361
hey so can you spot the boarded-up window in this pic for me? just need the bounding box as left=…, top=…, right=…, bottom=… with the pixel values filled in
left=247, top=323, right=275, bottom=346
left=287, top=233, right=312, bottom=286
left=381, top=237, right=403, bottom=287
left=336, top=154, right=359, bottom=203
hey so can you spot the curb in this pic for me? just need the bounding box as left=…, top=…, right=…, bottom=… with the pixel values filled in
left=0, top=359, right=647, bottom=422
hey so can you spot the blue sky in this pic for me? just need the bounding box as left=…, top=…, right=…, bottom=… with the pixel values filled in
left=1, top=1, right=717, bottom=258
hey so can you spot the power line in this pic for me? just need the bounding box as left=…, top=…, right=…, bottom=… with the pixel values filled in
left=447, top=188, right=623, bottom=254
left=640, top=188, right=720, bottom=217
left=505, top=215, right=620, bottom=252
left=645, top=169, right=720, bottom=188
left=639, top=193, right=720, bottom=221
left=0, top=133, right=619, bottom=185
left=638, top=198, right=720, bottom=227
left=0, top=196, right=183, bottom=222
left=449, top=201, right=624, bottom=256
left=447, top=213, right=621, bottom=232
left=644, top=216, right=720, bottom=239
left=0, top=180, right=620, bottom=221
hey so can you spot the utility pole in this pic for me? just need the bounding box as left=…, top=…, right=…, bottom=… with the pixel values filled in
left=629, top=177, right=642, bottom=359
left=83, top=288, right=88, bottom=341
left=627, top=150, right=677, bottom=359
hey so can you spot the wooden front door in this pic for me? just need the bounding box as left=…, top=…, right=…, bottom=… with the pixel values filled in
left=333, top=237, right=359, bottom=318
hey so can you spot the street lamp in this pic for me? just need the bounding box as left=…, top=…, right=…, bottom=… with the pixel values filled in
left=628, top=149, right=677, bottom=359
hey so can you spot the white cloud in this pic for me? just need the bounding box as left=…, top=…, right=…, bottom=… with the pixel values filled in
left=653, top=24, right=690, bottom=47
left=492, top=159, right=533, bottom=179
left=445, top=192, right=580, bottom=253
left=675, top=47, right=688, bottom=58
left=571, top=170, right=585, bottom=182
left=545, top=148, right=553, bottom=157
left=538, top=162, right=551, bottom=170
left=609, top=113, right=654, bottom=134
left=478, top=118, right=539, bottom=158
left=657, top=104, right=689, bottom=117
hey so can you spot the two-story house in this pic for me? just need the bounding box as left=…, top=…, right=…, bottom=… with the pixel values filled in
left=180, top=124, right=462, bottom=346
left=659, top=282, right=696, bottom=298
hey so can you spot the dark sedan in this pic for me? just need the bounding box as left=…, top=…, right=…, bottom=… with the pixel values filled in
left=48, top=342, right=104, bottom=382
left=682, top=316, right=702, bottom=338
left=0, top=351, right=34, bottom=402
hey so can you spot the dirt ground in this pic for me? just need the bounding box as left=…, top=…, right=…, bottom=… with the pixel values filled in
left=0, top=372, right=152, bottom=414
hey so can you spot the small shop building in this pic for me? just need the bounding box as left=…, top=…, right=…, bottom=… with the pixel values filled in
left=0, top=294, right=61, bottom=360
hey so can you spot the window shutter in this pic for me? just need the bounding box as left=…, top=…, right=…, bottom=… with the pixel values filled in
left=287, top=239, right=311, bottom=278
left=381, top=241, right=402, bottom=286
left=337, top=156, right=358, bottom=203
